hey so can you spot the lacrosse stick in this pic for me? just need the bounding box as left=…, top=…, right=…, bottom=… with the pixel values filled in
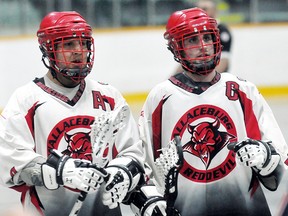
left=69, top=103, right=130, bottom=216
left=90, top=103, right=130, bottom=167
left=154, top=135, right=183, bottom=216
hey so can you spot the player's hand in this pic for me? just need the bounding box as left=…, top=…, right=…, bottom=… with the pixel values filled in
left=227, top=139, right=280, bottom=176
left=228, top=139, right=267, bottom=168
left=129, top=185, right=181, bottom=216
left=41, top=149, right=105, bottom=193
left=102, top=166, right=130, bottom=209
left=102, top=157, right=144, bottom=209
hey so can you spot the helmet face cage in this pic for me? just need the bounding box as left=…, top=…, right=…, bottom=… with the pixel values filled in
left=164, top=8, right=222, bottom=75
left=46, top=36, right=94, bottom=82
left=37, top=11, right=95, bottom=82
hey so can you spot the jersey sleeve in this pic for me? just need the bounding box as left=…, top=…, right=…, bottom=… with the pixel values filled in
left=240, top=81, right=288, bottom=166
left=0, top=88, right=44, bottom=187
left=253, top=91, right=288, bottom=165
left=138, top=87, right=164, bottom=185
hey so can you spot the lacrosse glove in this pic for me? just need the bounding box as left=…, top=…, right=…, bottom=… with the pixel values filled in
left=41, top=149, right=105, bottom=193
left=228, top=139, right=281, bottom=176
left=129, top=185, right=181, bottom=216
left=102, top=157, right=145, bottom=209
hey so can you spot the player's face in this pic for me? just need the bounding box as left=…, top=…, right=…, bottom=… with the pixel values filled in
left=183, top=33, right=214, bottom=64
left=52, top=38, right=90, bottom=87
left=55, top=38, right=89, bottom=70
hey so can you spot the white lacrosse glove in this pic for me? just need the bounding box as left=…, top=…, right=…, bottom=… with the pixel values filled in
left=227, top=139, right=280, bottom=176
left=103, top=166, right=130, bottom=209
left=102, top=157, right=145, bottom=209
left=41, top=149, right=106, bottom=193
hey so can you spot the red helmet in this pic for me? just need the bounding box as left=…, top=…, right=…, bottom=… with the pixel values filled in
left=164, top=8, right=221, bottom=75
left=37, top=11, right=94, bottom=82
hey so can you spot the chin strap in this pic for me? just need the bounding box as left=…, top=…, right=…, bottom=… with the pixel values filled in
left=60, top=68, right=89, bottom=78
left=185, top=59, right=216, bottom=75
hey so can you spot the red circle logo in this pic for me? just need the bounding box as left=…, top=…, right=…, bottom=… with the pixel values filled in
left=172, top=105, right=237, bottom=183
left=47, top=115, right=94, bottom=161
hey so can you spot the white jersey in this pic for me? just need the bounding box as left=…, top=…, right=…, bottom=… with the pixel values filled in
left=139, top=72, right=288, bottom=216
left=0, top=76, right=143, bottom=216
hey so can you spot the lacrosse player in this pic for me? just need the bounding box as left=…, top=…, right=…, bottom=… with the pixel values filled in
left=133, top=7, right=288, bottom=216
left=0, top=11, right=144, bottom=216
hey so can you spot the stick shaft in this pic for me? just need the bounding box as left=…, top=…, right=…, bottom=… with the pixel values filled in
left=165, top=135, right=183, bottom=216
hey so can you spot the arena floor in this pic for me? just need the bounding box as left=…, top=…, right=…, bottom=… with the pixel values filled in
left=0, top=97, right=287, bottom=216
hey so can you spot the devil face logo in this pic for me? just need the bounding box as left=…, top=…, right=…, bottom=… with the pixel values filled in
left=172, top=105, right=237, bottom=182
left=63, top=131, right=92, bottom=160
left=47, top=115, right=94, bottom=161
left=183, top=118, right=235, bottom=169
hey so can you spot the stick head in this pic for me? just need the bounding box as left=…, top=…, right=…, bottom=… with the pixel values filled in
left=154, top=135, right=183, bottom=195
left=90, top=103, right=130, bottom=167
